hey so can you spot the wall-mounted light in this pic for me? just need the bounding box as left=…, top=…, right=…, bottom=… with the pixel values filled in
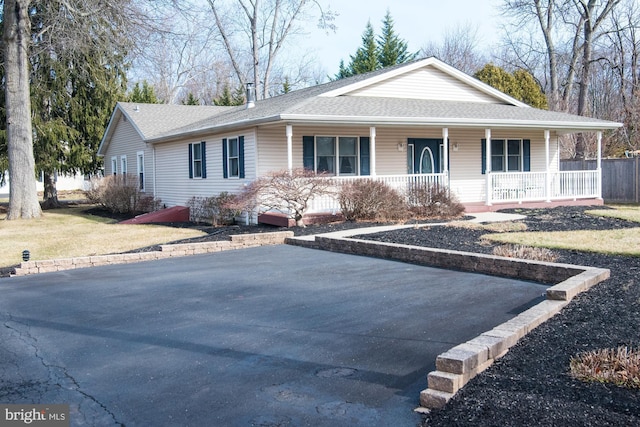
left=453, top=143, right=460, bottom=152
left=397, top=142, right=406, bottom=152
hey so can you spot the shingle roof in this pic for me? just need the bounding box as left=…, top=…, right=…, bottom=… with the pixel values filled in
left=116, top=102, right=233, bottom=140
left=106, top=58, right=621, bottom=146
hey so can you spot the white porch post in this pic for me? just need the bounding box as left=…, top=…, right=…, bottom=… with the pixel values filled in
left=286, top=124, right=293, bottom=174
left=370, top=126, right=377, bottom=176
left=442, top=127, right=449, bottom=176
left=597, top=130, right=603, bottom=199
left=545, top=130, right=551, bottom=202
left=485, top=128, right=492, bottom=206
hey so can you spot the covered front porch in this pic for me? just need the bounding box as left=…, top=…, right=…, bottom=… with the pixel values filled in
left=277, top=125, right=605, bottom=214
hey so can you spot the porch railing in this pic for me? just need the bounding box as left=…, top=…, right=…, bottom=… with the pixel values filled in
left=309, top=173, right=448, bottom=213
left=489, top=170, right=600, bottom=203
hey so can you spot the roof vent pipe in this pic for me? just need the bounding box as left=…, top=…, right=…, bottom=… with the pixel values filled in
left=245, top=82, right=256, bottom=109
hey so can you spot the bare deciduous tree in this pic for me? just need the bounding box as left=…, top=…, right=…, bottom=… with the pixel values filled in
left=232, top=168, right=334, bottom=227
left=420, top=23, right=486, bottom=75
left=206, top=0, right=336, bottom=99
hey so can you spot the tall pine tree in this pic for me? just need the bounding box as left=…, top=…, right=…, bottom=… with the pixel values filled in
left=378, top=11, right=415, bottom=67
left=334, top=12, right=414, bottom=80
left=350, top=21, right=379, bottom=75
left=129, top=81, right=160, bottom=104
left=28, top=2, right=128, bottom=208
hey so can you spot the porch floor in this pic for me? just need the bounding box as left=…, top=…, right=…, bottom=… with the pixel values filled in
left=463, top=198, right=603, bottom=213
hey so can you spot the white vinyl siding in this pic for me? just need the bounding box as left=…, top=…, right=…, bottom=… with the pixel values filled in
left=154, top=130, right=256, bottom=207
left=347, top=66, right=499, bottom=103
left=102, top=116, right=153, bottom=194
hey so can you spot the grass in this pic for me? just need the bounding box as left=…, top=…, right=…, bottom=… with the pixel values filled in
left=586, top=205, right=640, bottom=223
left=483, top=205, right=640, bottom=257
left=485, top=228, right=640, bottom=257
left=0, top=205, right=206, bottom=268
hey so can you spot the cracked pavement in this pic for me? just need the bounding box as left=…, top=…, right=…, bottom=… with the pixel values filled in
left=0, top=245, right=547, bottom=426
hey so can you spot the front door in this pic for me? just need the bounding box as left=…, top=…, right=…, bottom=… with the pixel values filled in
left=407, top=139, right=442, bottom=174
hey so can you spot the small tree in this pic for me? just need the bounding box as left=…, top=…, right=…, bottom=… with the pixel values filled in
left=233, top=168, right=334, bottom=227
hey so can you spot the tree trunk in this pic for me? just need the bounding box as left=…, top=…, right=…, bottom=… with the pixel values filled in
left=3, top=0, right=42, bottom=219
left=41, top=171, right=62, bottom=210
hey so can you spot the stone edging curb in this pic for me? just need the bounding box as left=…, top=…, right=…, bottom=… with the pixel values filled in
left=286, top=235, right=610, bottom=410
left=12, top=231, right=294, bottom=276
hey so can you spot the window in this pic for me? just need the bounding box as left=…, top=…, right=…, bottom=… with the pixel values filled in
left=316, top=137, right=336, bottom=174
left=120, top=156, right=127, bottom=175
left=482, top=139, right=530, bottom=173
left=303, top=136, right=369, bottom=176
left=188, top=142, right=207, bottom=179
left=111, top=157, right=117, bottom=175
left=228, top=138, right=240, bottom=177
left=222, top=136, right=244, bottom=179
left=137, top=151, right=145, bottom=191
left=339, top=137, right=357, bottom=175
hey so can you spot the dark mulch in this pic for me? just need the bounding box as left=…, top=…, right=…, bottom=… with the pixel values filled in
left=354, top=205, right=640, bottom=427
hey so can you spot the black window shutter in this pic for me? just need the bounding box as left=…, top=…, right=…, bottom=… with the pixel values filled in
left=188, top=143, right=193, bottom=179
left=201, top=141, right=207, bottom=178
left=222, top=138, right=228, bottom=178
left=302, top=136, right=315, bottom=170
left=481, top=139, right=486, bottom=175
left=359, top=137, right=370, bottom=176
left=523, top=139, right=531, bottom=172
left=239, top=136, right=245, bottom=178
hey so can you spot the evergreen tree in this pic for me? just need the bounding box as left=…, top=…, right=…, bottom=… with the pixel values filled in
left=27, top=4, right=128, bottom=208
left=333, top=59, right=353, bottom=80
left=350, top=21, right=379, bottom=75
left=475, top=64, right=548, bottom=109
left=512, top=70, right=548, bottom=110
left=129, top=81, right=160, bottom=104
left=333, top=12, right=414, bottom=80
left=281, top=77, right=292, bottom=95
left=378, top=10, right=415, bottom=67
left=182, top=92, right=200, bottom=105
left=213, top=84, right=245, bottom=106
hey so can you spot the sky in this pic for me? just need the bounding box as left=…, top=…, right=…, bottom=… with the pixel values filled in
left=304, top=0, right=504, bottom=75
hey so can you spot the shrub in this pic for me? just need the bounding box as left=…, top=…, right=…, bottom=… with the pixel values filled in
left=186, top=192, right=240, bottom=225
left=232, top=168, right=335, bottom=227
left=407, top=183, right=465, bottom=219
left=492, top=244, right=558, bottom=262
left=85, top=174, right=161, bottom=215
left=338, top=179, right=408, bottom=222
left=570, top=346, right=640, bottom=389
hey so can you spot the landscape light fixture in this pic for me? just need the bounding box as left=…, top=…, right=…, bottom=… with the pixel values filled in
left=22, top=250, right=30, bottom=262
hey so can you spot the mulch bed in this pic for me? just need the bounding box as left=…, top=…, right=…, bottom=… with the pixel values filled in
left=355, top=206, right=640, bottom=427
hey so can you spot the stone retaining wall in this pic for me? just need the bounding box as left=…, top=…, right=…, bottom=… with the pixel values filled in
left=13, top=231, right=294, bottom=276
left=287, top=234, right=610, bottom=410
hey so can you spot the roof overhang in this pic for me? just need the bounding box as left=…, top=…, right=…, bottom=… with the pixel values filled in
left=145, top=113, right=621, bottom=144
left=278, top=114, right=623, bottom=132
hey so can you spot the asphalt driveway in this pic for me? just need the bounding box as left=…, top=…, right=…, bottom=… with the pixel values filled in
left=0, top=245, right=547, bottom=426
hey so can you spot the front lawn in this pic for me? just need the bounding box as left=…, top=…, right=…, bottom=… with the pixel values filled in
left=0, top=205, right=206, bottom=268
left=483, top=205, right=640, bottom=256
